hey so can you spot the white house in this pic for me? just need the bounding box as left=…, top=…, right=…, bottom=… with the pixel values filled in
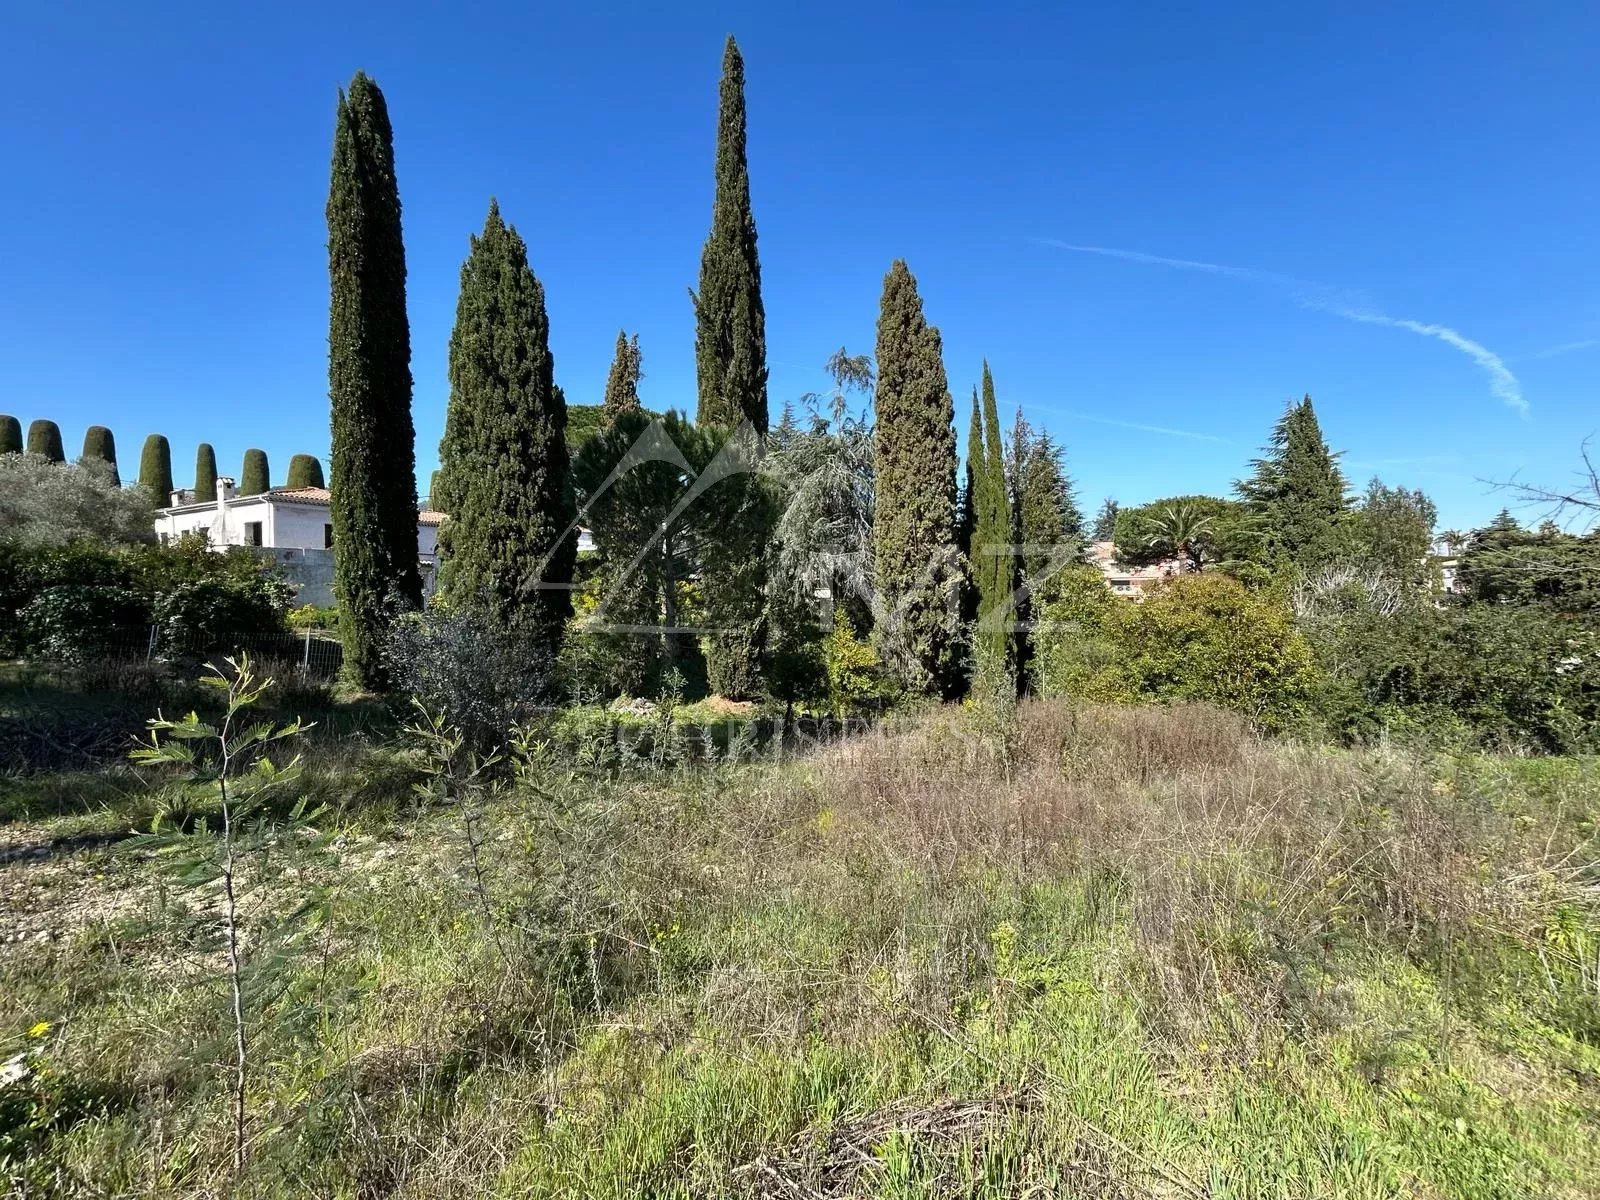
left=156, top=479, right=443, bottom=605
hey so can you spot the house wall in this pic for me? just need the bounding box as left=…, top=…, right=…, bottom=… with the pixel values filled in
left=157, top=497, right=439, bottom=606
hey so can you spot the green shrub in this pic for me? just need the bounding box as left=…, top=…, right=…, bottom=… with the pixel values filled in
left=823, top=610, right=898, bottom=716
left=153, top=577, right=292, bottom=651
left=20, top=584, right=149, bottom=663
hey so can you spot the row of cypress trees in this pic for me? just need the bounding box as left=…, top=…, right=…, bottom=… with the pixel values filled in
left=0, top=417, right=320, bottom=505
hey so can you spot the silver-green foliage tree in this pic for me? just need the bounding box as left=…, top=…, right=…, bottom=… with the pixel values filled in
left=0, top=453, right=154, bottom=546
left=436, top=201, right=576, bottom=648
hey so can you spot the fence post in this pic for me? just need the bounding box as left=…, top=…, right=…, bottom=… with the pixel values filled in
left=302, top=625, right=312, bottom=671
left=145, top=624, right=158, bottom=664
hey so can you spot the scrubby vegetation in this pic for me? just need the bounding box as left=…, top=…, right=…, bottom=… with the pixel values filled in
left=2, top=691, right=1598, bottom=1196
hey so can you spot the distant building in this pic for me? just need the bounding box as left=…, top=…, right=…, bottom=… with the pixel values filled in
left=156, top=480, right=443, bottom=606
left=1088, top=539, right=1178, bottom=597
left=155, top=479, right=593, bottom=607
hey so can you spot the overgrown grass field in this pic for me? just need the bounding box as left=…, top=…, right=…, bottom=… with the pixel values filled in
left=3, top=696, right=1598, bottom=1197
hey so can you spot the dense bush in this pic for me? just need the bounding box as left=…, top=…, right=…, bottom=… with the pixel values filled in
left=154, top=576, right=293, bottom=650
left=385, top=606, right=558, bottom=746
left=1, top=536, right=293, bottom=662
left=18, top=585, right=149, bottom=664
left=1035, top=572, right=1317, bottom=732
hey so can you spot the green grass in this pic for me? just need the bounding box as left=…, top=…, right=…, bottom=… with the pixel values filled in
left=2, top=699, right=1598, bottom=1196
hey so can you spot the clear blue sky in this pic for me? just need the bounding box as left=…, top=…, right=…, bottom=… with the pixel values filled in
left=3, top=1, right=1596, bottom=532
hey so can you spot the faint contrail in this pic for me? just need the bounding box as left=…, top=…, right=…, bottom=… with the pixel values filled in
left=1035, top=404, right=1231, bottom=444
left=1043, top=240, right=1528, bottom=416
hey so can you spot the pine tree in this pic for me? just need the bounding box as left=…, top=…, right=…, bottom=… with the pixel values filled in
left=27, top=420, right=65, bottom=463
left=194, top=443, right=219, bottom=503
left=240, top=449, right=270, bottom=496
left=328, top=70, right=423, bottom=689
left=139, top=433, right=172, bottom=503
left=871, top=260, right=962, bottom=695
left=0, top=415, right=21, bottom=456
left=1237, top=395, right=1351, bottom=574
left=692, top=36, right=768, bottom=434
left=81, top=425, right=119, bottom=484
left=602, top=331, right=643, bottom=420
left=1091, top=496, right=1119, bottom=542
left=287, top=453, right=326, bottom=489
left=436, top=200, right=576, bottom=646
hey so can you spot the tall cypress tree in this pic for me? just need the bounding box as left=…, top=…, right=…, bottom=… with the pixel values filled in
left=972, top=362, right=1013, bottom=678
left=692, top=36, right=768, bottom=434
left=0, top=415, right=21, bottom=456
left=241, top=449, right=271, bottom=495
left=194, top=443, right=219, bottom=503
left=81, top=425, right=119, bottom=484
left=872, top=260, right=962, bottom=695
left=287, top=453, right=326, bottom=489
left=957, top=390, right=981, bottom=560
left=602, top=331, right=643, bottom=420
left=1237, top=395, right=1351, bottom=574
left=1007, top=410, right=1082, bottom=693
left=328, top=70, right=422, bottom=689
left=27, top=420, right=65, bottom=463
left=436, top=200, right=576, bottom=646
left=139, top=434, right=172, bottom=504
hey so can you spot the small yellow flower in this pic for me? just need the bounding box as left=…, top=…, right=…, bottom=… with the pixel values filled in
left=27, top=1021, right=51, bottom=1038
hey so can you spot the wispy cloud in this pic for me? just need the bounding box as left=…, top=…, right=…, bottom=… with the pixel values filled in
left=1527, top=337, right=1599, bottom=361
left=1044, top=240, right=1528, bottom=416
left=1040, top=405, right=1231, bottom=444
left=1329, top=310, right=1526, bottom=416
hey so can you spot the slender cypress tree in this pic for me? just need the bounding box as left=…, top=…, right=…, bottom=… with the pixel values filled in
left=692, top=36, right=768, bottom=434
left=871, top=260, right=962, bottom=695
left=194, top=443, right=219, bottom=503
left=81, top=426, right=119, bottom=485
left=958, top=390, right=981, bottom=560
left=0, top=415, right=21, bottom=456
left=27, top=420, right=65, bottom=463
left=602, top=331, right=643, bottom=420
left=328, top=70, right=423, bottom=689
left=241, top=449, right=271, bottom=495
left=139, top=434, right=173, bottom=503
left=972, top=362, right=1013, bottom=679
left=436, top=200, right=576, bottom=646
left=1007, top=410, right=1082, bottom=694
left=1237, top=395, right=1351, bottom=574
left=287, top=453, right=326, bottom=489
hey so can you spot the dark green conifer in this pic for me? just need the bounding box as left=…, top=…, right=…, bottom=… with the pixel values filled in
left=139, top=433, right=173, bottom=503
left=80, top=425, right=119, bottom=484
left=602, top=331, right=643, bottom=420
left=287, top=453, right=326, bottom=489
left=328, top=70, right=423, bottom=689
left=435, top=200, right=576, bottom=646
left=972, top=362, right=1013, bottom=678
left=692, top=36, right=768, bottom=434
left=194, top=443, right=219, bottom=503
left=1236, top=395, right=1351, bottom=574
left=871, top=260, right=962, bottom=695
left=240, top=449, right=270, bottom=496
left=27, top=420, right=65, bottom=463
left=0, top=415, right=21, bottom=456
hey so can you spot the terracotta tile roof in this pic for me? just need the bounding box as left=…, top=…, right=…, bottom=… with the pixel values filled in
left=266, top=485, right=445, bottom=525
